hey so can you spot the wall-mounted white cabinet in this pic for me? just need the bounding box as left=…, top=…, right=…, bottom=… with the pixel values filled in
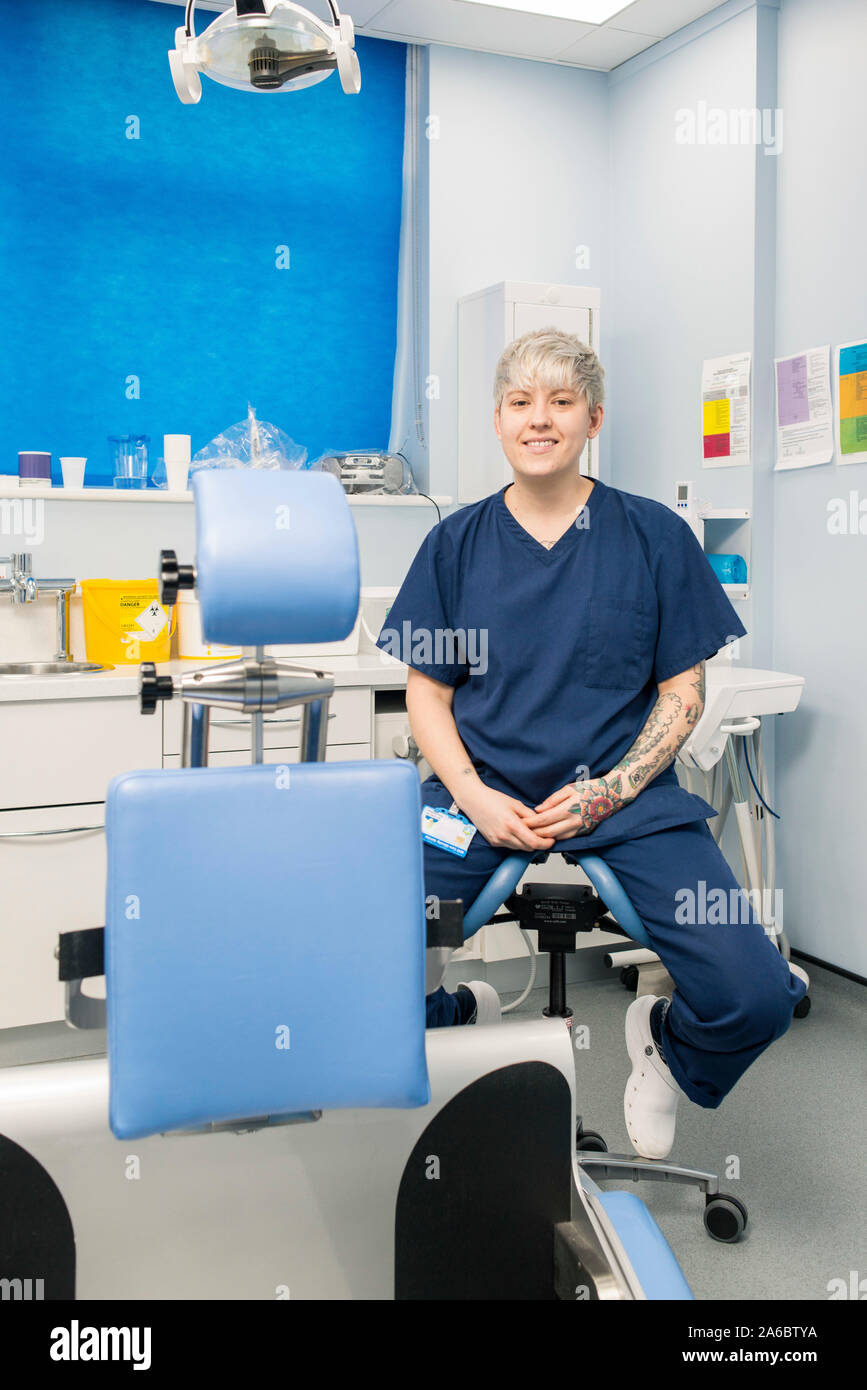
left=458, top=281, right=601, bottom=504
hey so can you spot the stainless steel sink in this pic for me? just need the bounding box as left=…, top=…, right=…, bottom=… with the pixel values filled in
left=0, top=661, right=113, bottom=676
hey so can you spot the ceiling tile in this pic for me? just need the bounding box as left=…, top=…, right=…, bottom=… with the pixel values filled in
left=362, top=0, right=593, bottom=59
left=601, top=0, right=728, bottom=40
left=342, top=0, right=400, bottom=25
left=555, top=24, right=663, bottom=66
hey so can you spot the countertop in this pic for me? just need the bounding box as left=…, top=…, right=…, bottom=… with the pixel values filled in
left=0, top=650, right=409, bottom=703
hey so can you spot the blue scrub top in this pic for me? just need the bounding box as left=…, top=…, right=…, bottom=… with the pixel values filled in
left=376, top=478, right=748, bottom=849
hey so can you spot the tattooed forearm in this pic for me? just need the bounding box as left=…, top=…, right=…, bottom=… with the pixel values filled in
left=608, top=663, right=705, bottom=802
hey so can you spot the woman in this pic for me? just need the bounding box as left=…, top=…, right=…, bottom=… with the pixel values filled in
left=376, top=328, right=805, bottom=1159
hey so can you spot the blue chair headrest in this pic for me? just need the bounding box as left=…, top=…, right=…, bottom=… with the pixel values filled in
left=193, top=469, right=360, bottom=648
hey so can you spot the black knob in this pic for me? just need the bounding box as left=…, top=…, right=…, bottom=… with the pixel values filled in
left=159, top=549, right=195, bottom=606
left=140, top=662, right=174, bottom=715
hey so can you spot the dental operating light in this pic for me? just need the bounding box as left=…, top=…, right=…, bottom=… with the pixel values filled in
left=169, top=1, right=361, bottom=105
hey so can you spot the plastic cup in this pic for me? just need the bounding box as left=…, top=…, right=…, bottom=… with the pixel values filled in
left=164, top=434, right=191, bottom=464
left=166, top=458, right=191, bottom=491
left=59, top=457, right=87, bottom=489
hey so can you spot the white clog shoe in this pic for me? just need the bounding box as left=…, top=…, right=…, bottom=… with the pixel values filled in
left=624, top=995, right=681, bottom=1159
left=458, top=980, right=502, bottom=1025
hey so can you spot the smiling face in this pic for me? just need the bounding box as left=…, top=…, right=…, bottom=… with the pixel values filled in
left=494, top=379, right=604, bottom=481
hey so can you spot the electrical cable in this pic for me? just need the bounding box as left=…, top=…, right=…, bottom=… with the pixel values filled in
left=500, top=930, right=539, bottom=1013
left=743, top=736, right=780, bottom=818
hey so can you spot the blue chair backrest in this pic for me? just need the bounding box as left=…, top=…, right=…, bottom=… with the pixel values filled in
left=105, top=760, right=430, bottom=1139
left=105, top=470, right=428, bottom=1139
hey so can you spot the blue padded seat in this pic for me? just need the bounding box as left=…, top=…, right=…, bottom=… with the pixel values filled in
left=105, top=759, right=430, bottom=1139
left=462, top=850, right=652, bottom=949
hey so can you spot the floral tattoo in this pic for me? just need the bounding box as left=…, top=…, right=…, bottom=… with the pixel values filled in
left=568, top=773, right=629, bottom=833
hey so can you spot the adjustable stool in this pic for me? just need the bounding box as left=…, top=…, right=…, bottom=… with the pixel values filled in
left=462, top=848, right=749, bottom=1244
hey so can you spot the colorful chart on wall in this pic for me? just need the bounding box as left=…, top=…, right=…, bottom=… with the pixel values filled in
left=701, top=352, right=751, bottom=468
left=774, top=345, right=833, bottom=471
left=836, top=341, right=867, bottom=465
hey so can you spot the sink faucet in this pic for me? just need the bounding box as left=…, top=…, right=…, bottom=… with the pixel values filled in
left=0, top=552, right=77, bottom=661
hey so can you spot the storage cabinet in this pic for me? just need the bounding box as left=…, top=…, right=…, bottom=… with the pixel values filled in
left=0, top=804, right=107, bottom=1028
left=0, top=697, right=162, bottom=809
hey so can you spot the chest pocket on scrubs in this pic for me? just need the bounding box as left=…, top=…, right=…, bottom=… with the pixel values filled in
left=584, top=597, right=652, bottom=690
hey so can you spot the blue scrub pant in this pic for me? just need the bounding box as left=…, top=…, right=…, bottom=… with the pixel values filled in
left=424, top=819, right=806, bottom=1109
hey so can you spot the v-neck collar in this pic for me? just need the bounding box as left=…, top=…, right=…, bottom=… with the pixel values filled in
left=498, top=478, right=607, bottom=563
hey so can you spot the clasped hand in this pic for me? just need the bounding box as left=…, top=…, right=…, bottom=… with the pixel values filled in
left=460, top=775, right=627, bottom=852
left=527, top=774, right=627, bottom=839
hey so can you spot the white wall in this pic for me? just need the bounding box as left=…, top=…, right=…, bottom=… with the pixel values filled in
left=607, top=2, right=760, bottom=661
left=427, top=45, right=609, bottom=491
left=361, top=42, right=609, bottom=588
left=772, top=0, right=867, bottom=975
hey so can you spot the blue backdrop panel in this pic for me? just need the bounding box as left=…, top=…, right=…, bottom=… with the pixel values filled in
left=0, top=0, right=406, bottom=485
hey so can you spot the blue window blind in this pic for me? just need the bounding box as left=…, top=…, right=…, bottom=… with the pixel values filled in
left=0, top=0, right=406, bottom=485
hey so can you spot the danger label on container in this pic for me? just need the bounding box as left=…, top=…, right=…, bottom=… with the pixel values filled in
left=135, top=600, right=169, bottom=640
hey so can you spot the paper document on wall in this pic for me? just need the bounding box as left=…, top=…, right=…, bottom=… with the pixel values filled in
left=701, top=352, right=751, bottom=467
left=774, top=345, right=833, bottom=470
left=836, top=340, right=867, bottom=465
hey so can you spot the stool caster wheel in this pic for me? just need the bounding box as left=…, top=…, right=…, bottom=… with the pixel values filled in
left=575, top=1117, right=608, bottom=1153
left=619, top=965, right=639, bottom=993
left=703, top=1193, right=748, bottom=1243
left=794, top=995, right=811, bottom=1019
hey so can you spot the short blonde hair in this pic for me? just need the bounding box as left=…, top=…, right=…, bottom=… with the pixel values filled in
left=493, top=327, right=605, bottom=414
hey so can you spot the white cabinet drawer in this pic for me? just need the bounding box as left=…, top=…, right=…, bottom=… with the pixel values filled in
left=0, top=698, right=162, bottom=810
left=162, top=686, right=371, bottom=755
left=0, top=804, right=106, bottom=1029
left=162, top=742, right=371, bottom=770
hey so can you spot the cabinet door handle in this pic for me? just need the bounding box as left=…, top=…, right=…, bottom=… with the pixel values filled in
left=0, top=824, right=104, bottom=838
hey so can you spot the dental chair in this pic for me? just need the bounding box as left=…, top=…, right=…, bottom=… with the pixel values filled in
left=0, top=469, right=697, bottom=1300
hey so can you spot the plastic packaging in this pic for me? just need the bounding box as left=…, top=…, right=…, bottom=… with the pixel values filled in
left=189, top=404, right=307, bottom=475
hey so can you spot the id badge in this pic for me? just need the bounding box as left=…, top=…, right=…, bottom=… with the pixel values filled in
left=421, top=804, right=478, bottom=858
